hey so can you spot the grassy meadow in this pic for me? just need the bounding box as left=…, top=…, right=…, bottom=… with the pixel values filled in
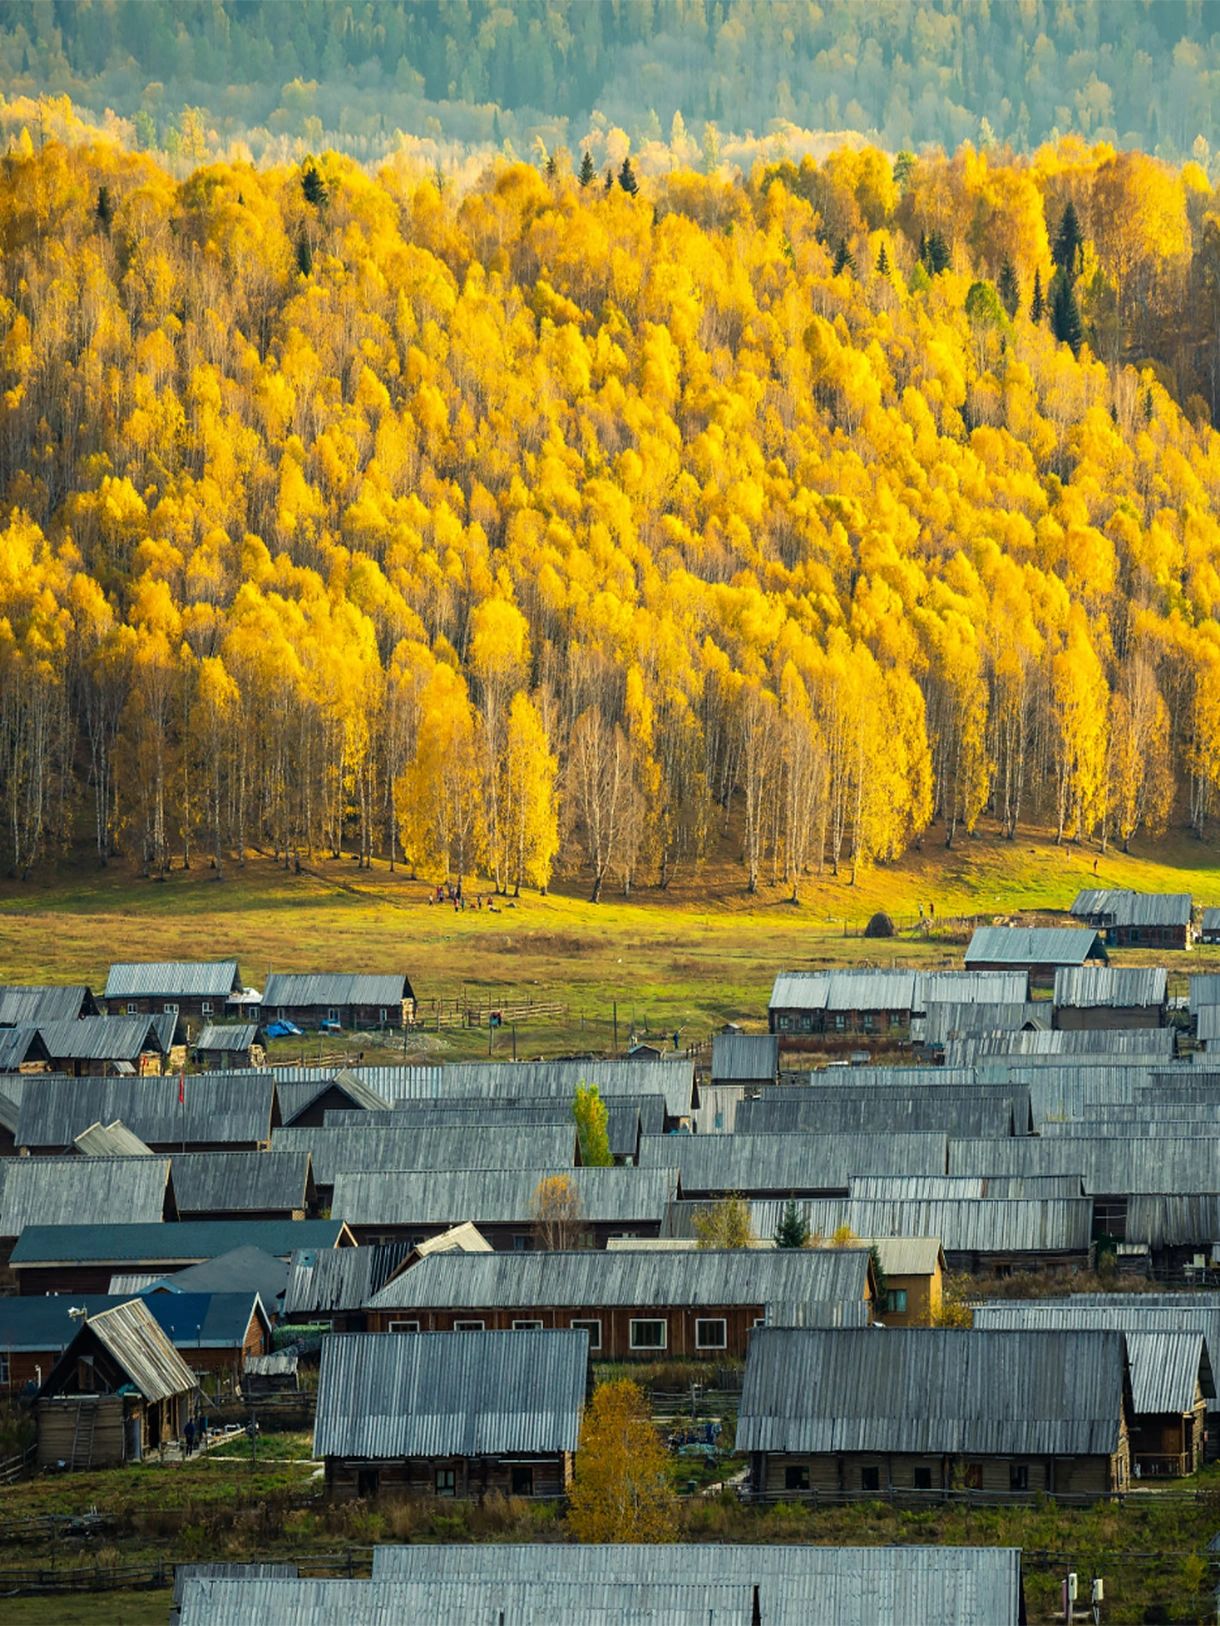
left=4, top=824, right=1220, bottom=1058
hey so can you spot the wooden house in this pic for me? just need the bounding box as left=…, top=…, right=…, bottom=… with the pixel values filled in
left=36, top=1299, right=197, bottom=1468
left=964, top=927, right=1107, bottom=989
left=859, top=1236, right=945, bottom=1327
left=1201, top=909, right=1220, bottom=946
left=739, top=1326, right=1132, bottom=1501
left=0, top=1027, right=53, bottom=1074
left=0, top=985, right=100, bottom=1025
left=34, top=1016, right=171, bottom=1077
left=1071, top=889, right=1194, bottom=950
left=16, top=1072, right=280, bottom=1154
left=104, top=961, right=244, bottom=1041
left=263, top=972, right=415, bottom=1032
left=767, top=971, right=919, bottom=1044
left=1052, top=966, right=1168, bottom=1031
left=710, top=1031, right=779, bottom=1087
left=365, top=1246, right=876, bottom=1357
left=194, top=1023, right=264, bottom=1071
left=313, top=1328, right=587, bottom=1500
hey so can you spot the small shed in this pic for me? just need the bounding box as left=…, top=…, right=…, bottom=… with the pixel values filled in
left=710, top=1032, right=779, bottom=1087
left=36, top=1299, right=197, bottom=1468
left=243, top=1349, right=299, bottom=1396
left=314, top=1328, right=588, bottom=1500
left=194, top=1024, right=264, bottom=1071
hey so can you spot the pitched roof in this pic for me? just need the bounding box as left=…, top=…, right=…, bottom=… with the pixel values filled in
left=637, top=1131, right=948, bottom=1192
left=330, top=1165, right=679, bottom=1228
left=0, top=985, right=95, bottom=1025
left=965, top=926, right=1106, bottom=966
left=368, top=1244, right=873, bottom=1311
left=711, top=1032, right=779, bottom=1081
left=11, top=1219, right=349, bottom=1268
left=42, top=1298, right=196, bottom=1402
left=16, top=1073, right=276, bottom=1148
left=161, top=1245, right=292, bottom=1308
left=0, top=1026, right=52, bottom=1071
left=195, top=1024, right=259, bottom=1052
left=263, top=973, right=412, bottom=1008
left=105, top=960, right=241, bottom=1000
left=739, top=1326, right=1126, bottom=1456
left=735, top=1091, right=1023, bottom=1138
left=275, top=1069, right=392, bottom=1123
left=0, top=1290, right=264, bottom=1353
left=313, top=1329, right=587, bottom=1458
left=272, top=1122, right=576, bottom=1186
left=1054, top=966, right=1168, bottom=1009
left=173, top=1566, right=299, bottom=1610
left=768, top=970, right=919, bottom=1012
left=946, top=1026, right=1175, bottom=1061
left=947, top=1133, right=1220, bottom=1194
left=284, top=1241, right=416, bottom=1316
left=913, top=970, right=1031, bottom=1007
left=170, top=1151, right=312, bottom=1215
left=35, top=1016, right=166, bottom=1062
left=74, top=1120, right=154, bottom=1157
left=0, top=1155, right=171, bottom=1236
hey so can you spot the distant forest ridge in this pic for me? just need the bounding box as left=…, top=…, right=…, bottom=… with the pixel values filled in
left=4, top=0, right=1220, bottom=164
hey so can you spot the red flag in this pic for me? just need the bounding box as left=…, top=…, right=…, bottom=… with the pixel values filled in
left=178, top=1067, right=185, bottom=1106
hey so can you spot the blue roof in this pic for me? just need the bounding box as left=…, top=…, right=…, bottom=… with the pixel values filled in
left=11, top=1219, right=350, bottom=1266
left=0, top=1291, right=265, bottom=1352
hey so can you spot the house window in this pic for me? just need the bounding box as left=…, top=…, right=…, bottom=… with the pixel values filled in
left=435, top=1467, right=456, bottom=1497
left=695, top=1318, right=727, bottom=1350
left=834, top=1013, right=846, bottom=1031
left=0, top=1352, right=9, bottom=1385
left=510, top=1465, right=534, bottom=1496
left=913, top=1466, right=932, bottom=1490
left=569, top=1318, right=602, bottom=1350
left=883, top=1289, right=908, bottom=1315
left=777, top=1015, right=790, bottom=1032
left=164, top=1003, right=178, bottom=1015
left=77, top=1356, right=95, bottom=1392
left=327, top=1007, right=340, bottom=1023
left=356, top=1467, right=380, bottom=1497
left=201, top=1002, right=212, bottom=1016
left=512, top=1319, right=543, bottom=1330
left=1010, top=1464, right=1029, bottom=1492
left=629, top=1319, right=666, bottom=1351
left=512, top=1234, right=531, bottom=1251
left=379, top=1008, right=388, bottom=1024
left=862, top=1011, right=875, bottom=1032
left=454, top=1320, right=485, bottom=1332
left=388, top=1319, right=420, bottom=1333
left=861, top=1466, right=880, bottom=1492
left=784, top=1464, right=809, bottom=1491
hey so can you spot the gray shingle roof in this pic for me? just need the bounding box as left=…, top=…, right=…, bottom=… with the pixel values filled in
left=1189, top=974, right=1220, bottom=1012
left=16, top=1073, right=275, bottom=1148
left=965, top=927, right=1105, bottom=966
left=275, top=1069, right=392, bottom=1123
left=313, top=1329, right=587, bottom=1458
left=638, top=1132, right=948, bottom=1192
left=0, top=985, right=94, bottom=1025
left=105, top=961, right=241, bottom=1000
left=1054, top=966, right=1168, bottom=1009
left=711, top=1032, right=780, bottom=1081
left=368, top=1244, right=872, bottom=1312
left=735, top=1091, right=1025, bottom=1138
left=263, top=973, right=412, bottom=1008
left=170, top=1151, right=312, bottom=1215
left=948, top=1134, right=1220, bottom=1194
left=739, top=1326, right=1126, bottom=1456
left=272, top=1122, right=576, bottom=1187
left=0, top=1155, right=171, bottom=1236
left=331, top=1165, right=678, bottom=1229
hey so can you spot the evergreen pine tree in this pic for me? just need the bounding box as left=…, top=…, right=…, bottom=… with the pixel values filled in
left=95, top=184, right=113, bottom=234
left=579, top=149, right=595, bottom=188
left=545, top=153, right=556, bottom=179
left=618, top=155, right=639, bottom=195
left=875, top=240, right=890, bottom=277
left=997, top=258, right=1020, bottom=318
left=774, top=1200, right=810, bottom=1249
left=296, top=230, right=313, bottom=276
left=1030, top=266, right=1045, bottom=323
left=301, top=160, right=327, bottom=209
left=923, top=230, right=950, bottom=274
left=832, top=237, right=856, bottom=275
left=1053, top=200, right=1082, bottom=274
left=604, top=166, right=614, bottom=191
left=1050, top=270, right=1083, bottom=355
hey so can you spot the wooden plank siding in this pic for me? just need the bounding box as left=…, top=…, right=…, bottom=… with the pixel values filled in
left=324, top=1450, right=572, bottom=1501
left=366, top=1303, right=765, bottom=1360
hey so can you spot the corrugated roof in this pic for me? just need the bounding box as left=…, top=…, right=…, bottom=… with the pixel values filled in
left=1126, top=1195, right=1220, bottom=1247
left=916, top=1002, right=1044, bottom=1044
left=16, top=1073, right=275, bottom=1148
left=12, top=1219, right=348, bottom=1267
left=272, top=1122, right=576, bottom=1187
left=170, top=1151, right=312, bottom=1215
left=973, top=1305, right=1217, bottom=1414
left=43, top=1298, right=197, bottom=1402
left=369, top=1546, right=1024, bottom=1626
left=330, top=1165, right=679, bottom=1229
left=711, top=1033, right=780, bottom=1082
left=849, top=1173, right=1085, bottom=1200
left=1196, top=1006, right=1220, bottom=1043
left=323, top=1096, right=661, bottom=1157
left=638, top=1132, right=948, bottom=1192
left=74, top=1120, right=155, bottom=1157
left=1189, top=974, right=1220, bottom=1012
left=965, top=926, right=1105, bottom=966
left=195, top=1024, right=259, bottom=1052
left=946, top=1028, right=1175, bottom=1063
left=313, top=1329, right=586, bottom=1459
left=735, top=1091, right=1024, bottom=1138
left=914, top=970, right=1031, bottom=1007
left=284, top=1242, right=417, bottom=1316
left=0, top=1026, right=51, bottom=1072
left=739, top=1326, right=1125, bottom=1456
left=0, top=1155, right=170, bottom=1236
left=1071, top=887, right=1121, bottom=918
left=0, top=985, right=94, bottom=1025
left=851, top=1236, right=944, bottom=1276
left=36, top=1016, right=166, bottom=1062
left=173, top=1565, right=299, bottom=1609
left=276, top=1070, right=392, bottom=1123
left=663, top=1197, right=1092, bottom=1254
left=769, top=970, right=919, bottom=1013
left=1054, top=966, right=1168, bottom=1009
left=105, top=961, right=241, bottom=1000
left=1202, top=908, right=1220, bottom=932
left=263, top=973, right=412, bottom=1009
left=368, top=1245, right=872, bottom=1312
left=948, top=1134, right=1220, bottom=1194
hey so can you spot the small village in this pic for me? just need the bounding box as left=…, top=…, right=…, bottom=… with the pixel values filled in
left=0, top=886, right=1218, bottom=1621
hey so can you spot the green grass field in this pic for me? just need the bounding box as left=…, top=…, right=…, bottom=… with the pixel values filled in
left=3, top=824, right=1220, bottom=1058
left=3, top=1591, right=172, bottom=1625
